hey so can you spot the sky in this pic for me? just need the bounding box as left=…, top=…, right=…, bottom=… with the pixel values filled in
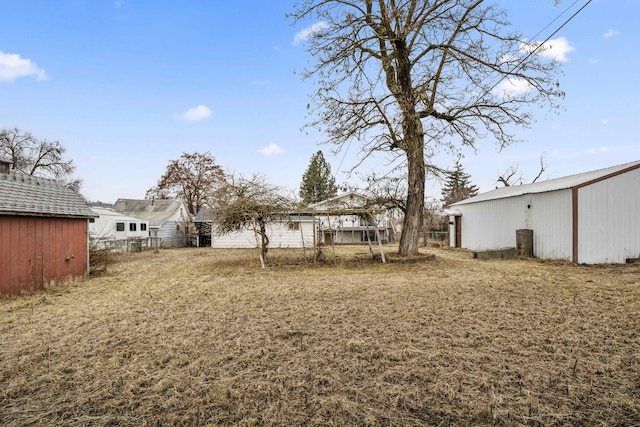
left=1, top=0, right=639, bottom=205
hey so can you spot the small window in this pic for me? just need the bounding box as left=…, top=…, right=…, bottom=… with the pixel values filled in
left=140, top=223, right=147, bottom=231
left=89, top=218, right=95, bottom=223
left=129, top=223, right=137, bottom=232
left=116, top=222, right=125, bottom=232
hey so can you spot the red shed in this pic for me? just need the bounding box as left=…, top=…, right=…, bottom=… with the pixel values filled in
left=0, top=161, right=97, bottom=294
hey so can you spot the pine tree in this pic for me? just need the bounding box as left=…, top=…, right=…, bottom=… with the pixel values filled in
left=299, top=150, right=337, bottom=204
left=441, top=161, right=479, bottom=207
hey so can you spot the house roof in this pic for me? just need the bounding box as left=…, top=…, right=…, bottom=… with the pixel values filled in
left=452, top=160, right=640, bottom=206
left=0, top=170, right=96, bottom=218
left=193, top=207, right=214, bottom=222
left=91, top=206, right=148, bottom=223
left=113, top=198, right=188, bottom=226
left=310, top=192, right=367, bottom=210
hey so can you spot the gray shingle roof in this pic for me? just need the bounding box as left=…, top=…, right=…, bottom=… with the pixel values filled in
left=452, top=160, right=640, bottom=206
left=113, top=198, right=187, bottom=225
left=0, top=170, right=96, bottom=218
left=193, top=207, right=214, bottom=222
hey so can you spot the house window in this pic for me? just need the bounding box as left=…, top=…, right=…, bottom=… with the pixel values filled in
left=116, top=222, right=125, bottom=232
left=89, top=218, right=95, bottom=223
left=140, top=223, right=147, bottom=231
left=129, top=223, right=137, bottom=232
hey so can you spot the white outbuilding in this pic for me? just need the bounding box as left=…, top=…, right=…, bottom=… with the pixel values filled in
left=449, top=160, right=640, bottom=264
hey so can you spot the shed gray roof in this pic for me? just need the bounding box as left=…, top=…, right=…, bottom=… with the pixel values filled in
left=193, top=207, right=214, bottom=222
left=113, top=198, right=187, bottom=225
left=452, top=160, right=640, bottom=206
left=0, top=170, right=96, bottom=218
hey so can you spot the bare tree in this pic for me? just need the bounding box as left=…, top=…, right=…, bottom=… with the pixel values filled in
left=291, top=0, right=564, bottom=255
left=211, top=174, right=293, bottom=267
left=146, top=151, right=225, bottom=215
left=497, top=153, right=548, bottom=187
left=0, top=128, right=80, bottom=190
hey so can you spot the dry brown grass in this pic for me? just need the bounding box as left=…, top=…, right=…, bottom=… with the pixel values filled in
left=1, top=246, right=640, bottom=426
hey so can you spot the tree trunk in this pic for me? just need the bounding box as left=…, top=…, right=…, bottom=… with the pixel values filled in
left=398, top=135, right=425, bottom=256
left=260, top=220, right=269, bottom=262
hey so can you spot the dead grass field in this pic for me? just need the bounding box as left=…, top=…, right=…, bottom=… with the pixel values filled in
left=1, top=246, right=640, bottom=426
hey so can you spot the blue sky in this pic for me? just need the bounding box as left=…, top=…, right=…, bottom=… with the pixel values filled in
left=1, top=0, right=638, bottom=204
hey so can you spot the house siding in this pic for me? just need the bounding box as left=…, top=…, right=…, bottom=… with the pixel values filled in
left=89, top=208, right=149, bottom=242
left=0, top=216, right=89, bottom=294
left=211, top=222, right=314, bottom=249
left=578, top=168, right=640, bottom=263
left=158, top=221, right=186, bottom=247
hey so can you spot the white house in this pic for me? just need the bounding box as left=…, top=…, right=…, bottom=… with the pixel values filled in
left=193, top=192, right=397, bottom=249
left=193, top=208, right=315, bottom=249
left=113, top=198, right=192, bottom=247
left=449, top=160, right=640, bottom=264
left=310, top=192, right=397, bottom=245
left=89, top=207, right=149, bottom=246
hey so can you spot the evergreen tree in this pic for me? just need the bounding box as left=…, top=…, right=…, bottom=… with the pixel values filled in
left=441, top=161, right=479, bottom=207
left=299, top=150, right=337, bottom=204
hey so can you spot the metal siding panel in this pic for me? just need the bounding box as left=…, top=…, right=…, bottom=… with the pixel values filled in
left=529, top=190, right=573, bottom=260
left=459, top=190, right=573, bottom=260
left=578, top=168, right=640, bottom=263
left=458, top=196, right=528, bottom=250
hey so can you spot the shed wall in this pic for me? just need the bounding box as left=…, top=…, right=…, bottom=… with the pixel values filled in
left=457, top=196, right=528, bottom=250
left=0, top=216, right=89, bottom=294
left=457, top=190, right=573, bottom=260
left=578, top=168, right=640, bottom=263
left=529, top=190, right=573, bottom=260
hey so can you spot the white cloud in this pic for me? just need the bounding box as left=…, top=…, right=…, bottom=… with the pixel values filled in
left=492, top=77, right=531, bottom=98
left=175, top=105, right=212, bottom=122
left=601, top=119, right=608, bottom=125
left=0, top=51, right=48, bottom=82
left=258, top=143, right=284, bottom=156
left=521, top=37, right=575, bottom=62
left=603, top=29, right=620, bottom=38
left=292, top=21, right=329, bottom=46
left=588, top=57, right=598, bottom=64
left=587, top=146, right=620, bottom=154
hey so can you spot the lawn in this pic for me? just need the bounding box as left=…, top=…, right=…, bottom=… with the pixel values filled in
left=1, top=246, right=639, bottom=426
